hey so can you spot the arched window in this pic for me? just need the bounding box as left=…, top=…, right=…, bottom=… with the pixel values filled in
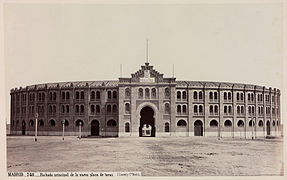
left=249, top=120, right=255, bottom=127
left=182, top=105, right=187, bottom=114
left=53, top=105, right=56, bottom=113
left=182, top=91, right=187, bottom=99
left=228, top=92, right=231, bottom=100
left=138, top=88, right=143, bottom=98
left=91, top=91, right=95, bottom=100
left=125, top=103, right=130, bottom=114
left=164, top=88, right=170, bottom=98
left=76, top=105, right=79, bottom=113
left=209, top=105, right=213, bottom=113
left=108, top=91, right=112, bottom=99
left=210, top=120, right=218, bottom=127
left=258, top=120, right=263, bottom=127
left=107, top=105, right=111, bottom=113
left=193, top=91, right=198, bottom=99
left=96, top=91, right=101, bottom=100
left=91, top=105, right=95, bottom=113
left=252, top=106, right=255, bottom=114
left=62, top=92, right=65, bottom=99
left=38, top=93, right=42, bottom=101
left=61, top=105, right=65, bottom=113
left=214, top=92, right=218, bottom=100
left=66, top=92, right=69, bottom=100
left=240, top=93, right=244, bottom=101
left=248, top=93, right=251, bottom=101
left=224, top=92, right=227, bottom=100
left=199, top=105, right=203, bottom=113
left=80, top=105, right=84, bottom=113
left=164, top=103, right=170, bottom=114
left=49, top=105, right=52, bottom=113
left=112, top=104, right=117, bottom=113
left=107, top=119, right=117, bottom=127
left=49, top=92, right=53, bottom=100
left=248, top=106, right=251, bottom=114
left=177, top=91, right=181, bottom=100
left=177, top=105, right=181, bottom=114
left=49, top=119, right=56, bottom=127
left=151, top=88, right=156, bottom=98
left=241, top=106, right=244, bottom=114
left=224, top=106, right=227, bottom=113
left=125, top=88, right=130, bottom=98
left=125, top=122, right=130, bottom=132
left=194, top=105, right=198, bottom=113
left=237, top=120, right=244, bottom=127
left=209, top=92, right=213, bottom=100
left=224, top=120, right=232, bottom=127
left=113, top=91, right=117, bottom=99
left=237, top=106, right=240, bottom=114
left=29, top=120, right=34, bottom=127
left=76, top=91, right=79, bottom=99
left=199, top=91, right=203, bottom=99
left=177, top=120, right=187, bottom=126
left=75, top=119, right=84, bottom=126
left=165, top=122, right=170, bottom=132
left=272, top=120, right=275, bottom=126
left=236, top=93, right=239, bottom=100
left=214, top=105, right=218, bottom=113
left=251, top=93, right=254, bottom=101
left=64, top=120, right=69, bottom=126
left=145, top=88, right=150, bottom=99
left=53, top=92, right=57, bottom=100
left=66, top=105, right=70, bottom=113
left=39, top=120, right=44, bottom=126
left=96, top=105, right=100, bottom=113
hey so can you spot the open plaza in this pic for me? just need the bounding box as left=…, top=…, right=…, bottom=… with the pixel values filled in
left=7, top=136, right=283, bottom=176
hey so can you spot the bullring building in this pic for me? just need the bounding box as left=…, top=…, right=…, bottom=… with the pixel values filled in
left=10, top=62, right=281, bottom=138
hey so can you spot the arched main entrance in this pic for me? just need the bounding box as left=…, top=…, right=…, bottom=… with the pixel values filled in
left=266, top=121, right=270, bottom=136
left=22, top=121, right=26, bottom=135
left=194, top=120, right=203, bottom=136
left=139, top=106, right=155, bottom=137
left=91, top=120, right=100, bottom=136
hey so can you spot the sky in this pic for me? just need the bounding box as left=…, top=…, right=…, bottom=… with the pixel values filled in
left=3, top=2, right=284, bottom=123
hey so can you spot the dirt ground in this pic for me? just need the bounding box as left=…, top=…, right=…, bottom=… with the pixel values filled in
left=7, top=136, right=283, bottom=176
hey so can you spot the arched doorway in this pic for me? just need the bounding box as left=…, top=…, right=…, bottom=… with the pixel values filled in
left=194, top=120, right=203, bottom=136
left=22, top=121, right=26, bottom=135
left=266, top=121, right=270, bottom=135
left=139, top=106, right=155, bottom=137
left=91, top=120, right=100, bottom=136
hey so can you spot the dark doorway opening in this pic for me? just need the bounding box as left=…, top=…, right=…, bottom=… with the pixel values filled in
left=194, top=120, right=203, bottom=136
left=139, top=106, right=155, bottom=137
left=91, top=120, right=100, bottom=136
left=266, top=121, right=270, bottom=136
left=22, top=121, right=26, bottom=135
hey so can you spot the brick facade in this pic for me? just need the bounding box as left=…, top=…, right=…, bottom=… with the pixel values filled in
left=10, top=63, right=281, bottom=138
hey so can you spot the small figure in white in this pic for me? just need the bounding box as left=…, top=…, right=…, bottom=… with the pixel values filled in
left=142, top=124, right=152, bottom=137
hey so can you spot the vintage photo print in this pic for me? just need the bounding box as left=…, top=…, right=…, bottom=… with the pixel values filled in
left=1, top=0, right=286, bottom=179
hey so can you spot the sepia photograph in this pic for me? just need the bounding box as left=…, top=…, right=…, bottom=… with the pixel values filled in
left=1, top=0, right=286, bottom=178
